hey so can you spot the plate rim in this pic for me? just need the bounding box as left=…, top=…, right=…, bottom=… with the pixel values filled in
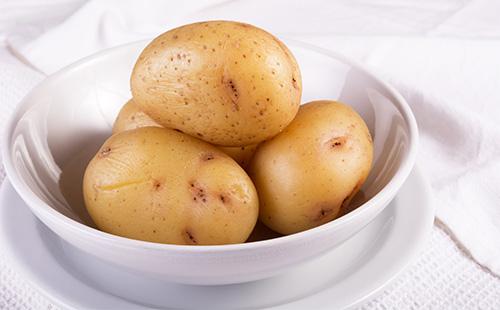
left=0, top=166, right=434, bottom=309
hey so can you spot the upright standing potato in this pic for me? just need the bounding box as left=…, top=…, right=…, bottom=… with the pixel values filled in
left=83, top=127, right=259, bottom=245
left=249, top=101, right=373, bottom=235
left=131, top=21, right=302, bottom=146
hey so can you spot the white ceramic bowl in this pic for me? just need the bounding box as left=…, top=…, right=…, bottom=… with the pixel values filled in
left=2, top=39, right=418, bottom=285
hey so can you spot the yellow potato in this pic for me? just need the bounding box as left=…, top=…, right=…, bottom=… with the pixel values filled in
left=112, top=99, right=161, bottom=133
left=249, top=100, right=373, bottom=235
left=83, top=127, right=259, bottom=245
left=131, top=20, right=302, bottom=146
left=112, top=100, right=258, bottom=167
left=218, top=144, right=258, bottom=169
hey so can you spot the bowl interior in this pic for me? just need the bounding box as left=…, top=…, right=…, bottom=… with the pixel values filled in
left=6, top=39, right=411, bottom=238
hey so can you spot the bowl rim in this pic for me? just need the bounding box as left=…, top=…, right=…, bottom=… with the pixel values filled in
left=1, top=38, right=419, bottom=253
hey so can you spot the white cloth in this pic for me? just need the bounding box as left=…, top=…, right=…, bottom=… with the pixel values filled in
left=1, top=1, right=500, bottom=309
left=6, top=0, right=500, bottom=275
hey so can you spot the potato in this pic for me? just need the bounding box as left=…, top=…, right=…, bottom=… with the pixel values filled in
left=249, top=100, right=373, bottom=235
left=83, top=127, right=259, bottom=245
left=131, top=20, right=302, bottom=146
left=112, top=99, right=161, bottom=133
left=218, top=144, right=258, bottom=169
left=112, top=100, right=258, bottom=167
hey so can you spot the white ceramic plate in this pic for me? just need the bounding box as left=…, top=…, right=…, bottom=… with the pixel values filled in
left=0, top=167, right=433, bottom=310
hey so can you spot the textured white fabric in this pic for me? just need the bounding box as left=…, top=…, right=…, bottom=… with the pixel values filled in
left=1, top=0, right=500, bottom=309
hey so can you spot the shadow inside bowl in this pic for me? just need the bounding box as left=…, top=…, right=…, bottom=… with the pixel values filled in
left=58, top=142, right=101, bottom=229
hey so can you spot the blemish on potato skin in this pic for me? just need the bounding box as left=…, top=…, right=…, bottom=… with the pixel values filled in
left=222, top=78, right=240, bottom=111
left=292, top=76, right=299, bottom=90
left=189, top=181, right=207, bottom=203
left=219, top=194, right=229, bottom=204
left=152, top=179, right=162, bottom=191
left=184, top=230, right=197, bottom=244
left=201, top=153, right=215, bottom=161
left=327, top=136, right=347, bottom=149
left=313, top=205, right=335, bottom=222
left=98, top=147, right=111, bottom=158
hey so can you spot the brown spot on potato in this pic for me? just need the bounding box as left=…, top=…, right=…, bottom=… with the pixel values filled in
left=328, top=136, right=347, bottom=149
left=313, top=204, right=336, bottom=222
left=152, top=179, right=162, bottom=191
left=201, top=153, right=215, bottom=161
left=292, top=76, right=299, bottom=89
left=184, top=230, right=197, bottom=244
left=219, top=194, right=229, bottom=204
left=189, top=181, right=207, bottom=203
left=98, top=147, right=111, bottom=158
left=223, top=78, right=240, bottom=111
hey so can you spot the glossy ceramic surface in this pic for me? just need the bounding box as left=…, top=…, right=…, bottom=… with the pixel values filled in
left=0, top=168, right=433, bottom=309
left=2, top=39, right=418, bottom=285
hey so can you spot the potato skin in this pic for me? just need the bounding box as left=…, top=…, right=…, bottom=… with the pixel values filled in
left=112, top=99, right=161, bottom=134
left=112, top=100, right=258, bottom=168
left=83, top=127, right=259, bottom=245
left=131, top=20, right=302, bottom=146
left=218, top=144, right=258, bottom=169
left=249, top=100, right=373, bottom=235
